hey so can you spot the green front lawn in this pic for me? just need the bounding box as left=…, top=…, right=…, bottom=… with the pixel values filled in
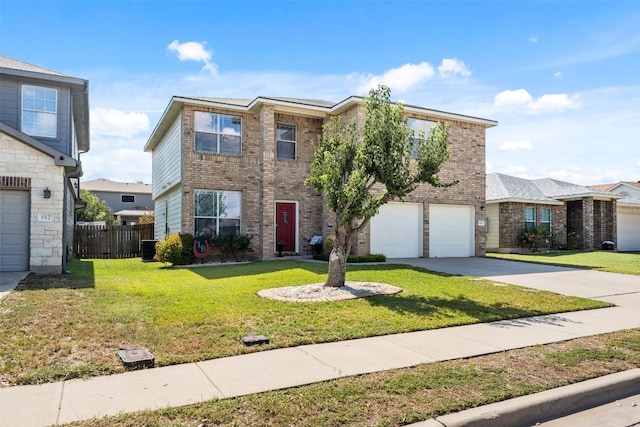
left=0, top=258, right=607, bottom=386
left=488, top=251, right=640, bottom=275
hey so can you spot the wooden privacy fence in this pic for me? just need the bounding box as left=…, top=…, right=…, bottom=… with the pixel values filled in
left=74, top=223, right=154, bottom=259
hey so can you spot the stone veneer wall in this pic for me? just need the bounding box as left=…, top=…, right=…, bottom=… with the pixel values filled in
left=0, top=133, right=65, bottom=273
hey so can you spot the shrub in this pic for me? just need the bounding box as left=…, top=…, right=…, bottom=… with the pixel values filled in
left=154, top=233, right=195, bottom=265
left=212, top=233, right=253, bottom=262
left=312, top=253, right=386, bottom=263
left=520, top=226, right=548, bottom=253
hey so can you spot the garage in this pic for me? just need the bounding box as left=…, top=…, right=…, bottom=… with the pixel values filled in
left=617, top=205, right=640, bottom=252
left=370, top=202, right=423, bottom=258
left=0, top=190, right=30, bottom=271
left=429, top=204, right=475, bottom=258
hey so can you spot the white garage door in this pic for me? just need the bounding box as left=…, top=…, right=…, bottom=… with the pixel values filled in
left=370, top=202, right=423, bottom=258
left=0, top=190, right=30, bottom=271
left=429, top=204, right=475, bottom=258
left=618, top=206, right=640, bottom=252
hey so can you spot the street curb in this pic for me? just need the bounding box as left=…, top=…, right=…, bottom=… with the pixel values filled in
left=411, top=368, right=640, bottom=427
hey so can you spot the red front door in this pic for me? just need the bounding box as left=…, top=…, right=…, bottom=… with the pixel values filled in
left=276, top=202, right=296, bottom=252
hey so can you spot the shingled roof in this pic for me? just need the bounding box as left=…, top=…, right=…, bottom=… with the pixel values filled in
left=487, top=173, right=617, bottom=203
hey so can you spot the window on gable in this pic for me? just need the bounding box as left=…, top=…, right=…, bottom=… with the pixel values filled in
left=21, top=85, right=58, bottom=138
left=277, top=123, right=296, bottom=160
left=540, top=207, right=552, bottom=236
left=407, top=118, right=436, bottom=157
left=525, top=207, right=536, bottom=232
left=194, top=189, right=242, bottom=236
left=194, top=112, right=242, bottom=155
left=121, top=195, right=135, bottom=203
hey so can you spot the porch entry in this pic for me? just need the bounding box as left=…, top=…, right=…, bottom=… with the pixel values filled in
left=275, top=202, right=297, bottom=252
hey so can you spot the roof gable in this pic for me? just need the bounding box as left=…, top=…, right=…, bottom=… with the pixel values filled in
left=0, top=122, right=77, bottom=167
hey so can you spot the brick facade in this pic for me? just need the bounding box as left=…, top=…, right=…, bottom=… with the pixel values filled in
left=497, top=202, right=566, bottom=251
left=150, top=96, right=494, bottom=259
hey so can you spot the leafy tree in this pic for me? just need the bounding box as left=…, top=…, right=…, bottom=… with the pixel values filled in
left=139, top=210, right=155, bottom=225
left=305, top=85, right=455, bottom=287
left=76, top=189, right=116, bottom=225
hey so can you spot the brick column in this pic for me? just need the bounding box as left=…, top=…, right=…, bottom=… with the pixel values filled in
left=259, top=105, right=276, bottom=258
left=582, top=197, right=595, bottom=250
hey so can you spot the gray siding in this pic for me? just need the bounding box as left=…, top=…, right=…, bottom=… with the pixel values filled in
left=154, top=188, right=182, bottom=240
left=152, top=114, right=182, bottom=200
left=0, top=74, right=72, bottom=155
left=91, top=191, right=154, bottom=214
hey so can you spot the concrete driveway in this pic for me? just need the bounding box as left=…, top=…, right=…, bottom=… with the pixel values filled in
left=394, top=257, right=640, bottom=303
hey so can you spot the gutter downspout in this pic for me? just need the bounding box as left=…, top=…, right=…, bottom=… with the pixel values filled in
left=62, top=158, right=83, bottom=273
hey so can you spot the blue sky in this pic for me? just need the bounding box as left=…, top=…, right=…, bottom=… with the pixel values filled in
left=2, top=0, right=639, bottom=185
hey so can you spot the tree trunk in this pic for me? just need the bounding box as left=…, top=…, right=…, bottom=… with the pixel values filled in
left=324, top=225, right=352, bottom=288
left=325, top=246, right=347, bottom=287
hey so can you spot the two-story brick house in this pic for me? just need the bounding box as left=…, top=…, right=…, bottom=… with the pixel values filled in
left=0, top=55, right=89, bottom=273
left=144, top=95, right=496, bottom=260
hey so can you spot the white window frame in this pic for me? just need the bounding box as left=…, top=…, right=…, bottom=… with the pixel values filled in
left=276, top=123, right=297, bottom=160
left=194, top=189, right=242, bottom=235
left=407, top=117, right=436, bottom=157
left=524, top=207, right=536, bottom=231
left=541, top=207, right=552, bottom=236
left=194, top=111, right=242, bottom=155
left=21, top=84, right=58, bottom=138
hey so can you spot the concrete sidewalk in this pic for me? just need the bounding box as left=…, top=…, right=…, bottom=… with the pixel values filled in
left=1, top=258, right=639, bottom=426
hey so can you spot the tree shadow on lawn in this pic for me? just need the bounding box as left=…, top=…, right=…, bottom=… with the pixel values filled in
left=365, top=293, right=566, bottom=325
left=15, top=259, right=96, bottom=290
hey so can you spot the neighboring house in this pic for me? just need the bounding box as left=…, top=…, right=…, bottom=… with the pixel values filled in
left=82, top=178, right=154, bottom=225
left=589, top=181, right=640, bottom=252
left=0, top=55, right=89, bottom=273
left=486, top=173, right=622, bottom=253
left=144, top=95, right=497, bottom=260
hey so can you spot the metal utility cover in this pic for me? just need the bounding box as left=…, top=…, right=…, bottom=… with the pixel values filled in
left=118, top=347, right=155, bottom=368
left=241, top=335, right=269, bottom=346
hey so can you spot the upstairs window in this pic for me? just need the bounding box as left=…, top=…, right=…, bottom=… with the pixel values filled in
left=277, top=123, right=296, bottom=160
left=121, top=195, right=135, bottom=203
left=22, top=85, right=58, bottom=138
left=540, top=207, right=552, bottom=236
left=407, top=118, right=436, bottom=157
left=194, top=112, right=242, bottom=155
left=524, top=207, right=536, bottom=231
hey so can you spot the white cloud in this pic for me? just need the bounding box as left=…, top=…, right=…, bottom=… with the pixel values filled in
left=91, top=108, right=150, bottom=138
left=529, top=35, right=539, bottom=43
left=499, top=140, right=533, bottom=152
left=494, top=89, right=533, bottom=107
left=504, top=165, right=530, bottom=177
left=357, top=62, right=435, bottom=94
left=554, top=71, right=562, bottom=78
left=494, top=89, right=580, bottom=114
left=167, top=40, right=217, bottom=75
left=438, top=58, right=471, bottom=79
left=526, top=93, right=580, bottom=114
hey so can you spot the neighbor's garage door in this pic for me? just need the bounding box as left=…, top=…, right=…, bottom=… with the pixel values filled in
left=618, top=206, right=640, bottom=252
left=0, top=190, right=30, bottom=271
left=370, top=202, right=423, bottom=258
left=429, top=204, right=475, bottom=258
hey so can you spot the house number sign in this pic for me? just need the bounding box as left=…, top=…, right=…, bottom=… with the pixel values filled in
left=38, top=214, right=53, bottom=222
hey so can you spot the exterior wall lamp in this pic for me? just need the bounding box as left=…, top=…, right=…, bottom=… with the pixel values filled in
left=480, top=204, right=485, bottom=211
left=44, top=187, right=51, bottom=199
